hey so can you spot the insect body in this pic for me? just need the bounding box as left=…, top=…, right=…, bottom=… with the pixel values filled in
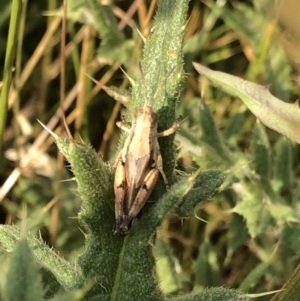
left=113, top=101, right=179, bottom=236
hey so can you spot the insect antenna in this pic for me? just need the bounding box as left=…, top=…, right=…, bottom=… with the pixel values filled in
left=147, top=65, right=177, bottom=108
left=152, top=66, right=176, bottom=101
left=139, top=62, right=150, bottom=107
left=139, top=63, right=178, bottom=108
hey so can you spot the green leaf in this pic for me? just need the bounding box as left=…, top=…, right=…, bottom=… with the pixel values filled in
left=156, top=235, right=183, bottom=296
left=270, top=263, right=300, bottom=301
left=198, top=101, right=232, bottom=164
left=239, top=262, right=270, bottom=292
left=55, top=138, right=124, bottom=299
left=223, top=110, right=246, bottom=142
left=274, top=138, right=293, bottom=205
left=280, top=224, right=300, bottom=254
left=0, top=226, right=79, bottom=290
left=56, top=125, right=224, bottom=301
left=251, top=122, right=274, bottom=196
left=252, top=122, right=271, bottom=180
left=4, top=240, right=44, bottom=301
left=195, top=238, right=221, bottom=287
left=169, top=287, right=250, bottom=301
left=268, top=203, right=300, bottom=222
left=55, top=1, right=194, bottom=300
left=49, top=284, right=90, bottom=301
left=193, top=62, right=300, bottom=144
left=176, top=170, right=226, bottom=217
left=51, top=0, right=131, bottom=64
left=227, top=214, right=249, bottom=257
left=40, top=268, right=63, bottom=299
left=233, top=185, right=272, bottom=238
left=133, top=175, right=195, bottom=241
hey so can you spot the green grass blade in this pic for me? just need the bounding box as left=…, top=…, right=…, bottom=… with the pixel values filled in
left=0, top=0, right=22, bottom=154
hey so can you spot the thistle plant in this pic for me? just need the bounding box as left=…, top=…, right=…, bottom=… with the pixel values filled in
left=1, top=1, right=299, bottom=301
left=0, top=0, right=231, bottom=300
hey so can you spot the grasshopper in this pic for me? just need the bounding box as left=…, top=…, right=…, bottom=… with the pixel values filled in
left=112, top=66, right=180, bottom=236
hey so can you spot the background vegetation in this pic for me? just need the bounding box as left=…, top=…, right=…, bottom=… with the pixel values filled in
left=0, top=0, right=299, bottom=300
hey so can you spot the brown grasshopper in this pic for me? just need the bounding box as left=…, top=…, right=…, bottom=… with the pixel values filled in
left=112, top=67, right=180, bottom=236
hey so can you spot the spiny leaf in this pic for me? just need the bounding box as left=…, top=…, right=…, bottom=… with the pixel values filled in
left=177, top=170, right=226, bottom=217
left=55, top=1, right=192, bottom=299
left=233, top=186, right=272, bottom=238
left=193, top=62, right=300, bottom=144
left=0, top=226, right=78, bottom=290
left=5, top=240, right=44, bottom=301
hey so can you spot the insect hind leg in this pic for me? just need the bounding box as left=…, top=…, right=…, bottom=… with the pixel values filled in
left=113, top=156, right=127, bottom=236
left=157, top=117, right=181, bottom=137
left=155, top=151, right=169, bottom=189
left=121, top=168, right=160, bottom=232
